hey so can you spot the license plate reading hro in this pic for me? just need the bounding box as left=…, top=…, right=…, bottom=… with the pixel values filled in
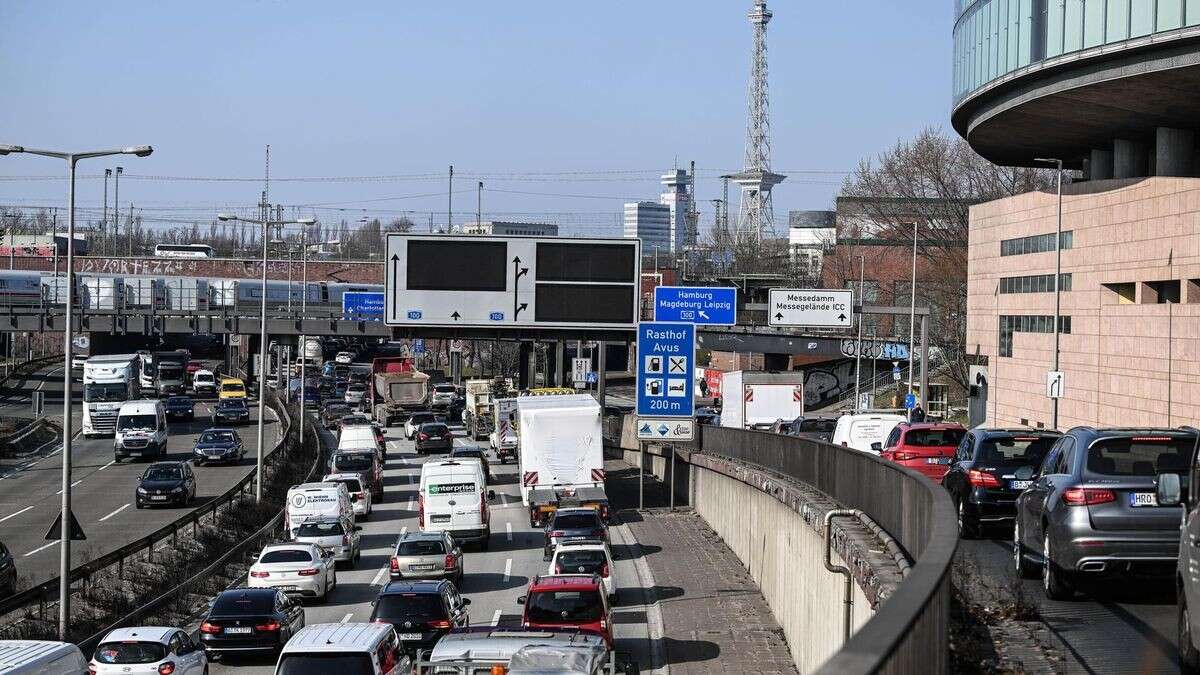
left=1130, top=492, right=1158, bottom=507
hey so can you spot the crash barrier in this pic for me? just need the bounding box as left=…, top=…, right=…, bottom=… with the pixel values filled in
left=0, top=416, right=57, bottom=458
left=74, top=403, right=324, bottom=653
left=607, top=417, right=955, bottom=674
left=0, top=390, right=293, bottom=640
left=0, top=354, right=62, bottom=395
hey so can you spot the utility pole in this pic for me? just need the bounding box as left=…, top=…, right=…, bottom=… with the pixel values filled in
left=853, top=255, right=865, bottom=412
left=103, top=169, right=110, bottom=249
left=447, top=165, right=454, bottom=231
left=51, top=208, right=58, bottom=275
left=476, top=181, right=483, bottom=227
left=113, top=167, right=121, bottom=257
left=127, top=202, right=134, bottom=256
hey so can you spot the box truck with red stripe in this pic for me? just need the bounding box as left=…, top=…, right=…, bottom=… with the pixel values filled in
left=720, top=371, right=805, bottom=430
left=516, top=394, right=608, bottom=527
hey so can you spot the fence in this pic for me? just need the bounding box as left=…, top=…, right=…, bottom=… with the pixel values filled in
left=0, top=389, right=294, bottom=635
left=697, top=426, right=957, bottom=675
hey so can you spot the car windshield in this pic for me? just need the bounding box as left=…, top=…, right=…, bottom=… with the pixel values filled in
left=396, top=539, right=445, bottom=556
left=144, top=466, right=182, bottom=481
left=199, top=431, right=236, bottom=444
left=553, top=513, right=601, bottom=530
left=219, top=401, right=247, bottom=411
left=117, top=414, right=157, bottom=431
left=342, top=416, right=369, bottom=425
left=526, top=590, right=603, bottom=622
left=84, top=382, right=127, bottom=402
left=296, top=521, right=345, bottom=537
left=331, top=478, right=363, bottom=493
left=221, top=382, right=244, bottom=393
left=1087, top=437, right=1193, bottom=476
left=212, top=592, right=273, bottom=614
left=372, top=593, right=445, bottom=622
left=903, top=429, right=966, bottom=448
left=435, top=385, right=456, bottom=393
left=195, top=373, right=213, bottom=382
left=797, top=419, right=837, bottom=433
left=276, top=654, right=374, bottom=674
left=167, top=397, right=191, bottom=406
left=93, top=641, right=168, bottom=664
left=348, top=384, right=365, bottom=392
left=158, top=365, right=183, bottom=378
left=452, top=450, right=483, bottom=460
left=260, top=549, right=314, bottom=564
left=420, top=424, right=447, bottom=434
left=978, top=436, right=1057, bottom=465
left=556, top=550, right=606, bottom=572
left=334, top=454, right=374, bottom=472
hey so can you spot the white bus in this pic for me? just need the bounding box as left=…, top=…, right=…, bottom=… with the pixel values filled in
left=154, top=243, right=213, bottom=259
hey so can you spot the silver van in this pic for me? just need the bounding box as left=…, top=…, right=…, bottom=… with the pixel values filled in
left=0, top=640, right=89, bottom=674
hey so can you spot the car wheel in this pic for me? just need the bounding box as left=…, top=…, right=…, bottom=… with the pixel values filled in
left=957, top=497, right=978, bottom=539
left=1042, top=532, right=1073, bottom=600
left=194, top=459, right=204, bottom=467
left=1181, top=591, right=1200, bottom=673
left=1013, top=519, right=1037, bottom=579
left=135, top=501, right=143, bottom=510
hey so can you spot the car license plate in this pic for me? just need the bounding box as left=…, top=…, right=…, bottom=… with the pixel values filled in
left=397, top=633, right=422, bottom=641
left=1010, top=480, right=1032, bottom=491
left=925, top=457, right=950, bottom=465
left=411, top=564, right=435, bottom=571
left=223, top=627, right=253, bottom=634
left=1130, top=492, right=1158, bottom=507
left=150, top=496, right=167, bottom=501
left=277, top=585, right=299, bottom=591
left=431, top=515, right=450, bottom=523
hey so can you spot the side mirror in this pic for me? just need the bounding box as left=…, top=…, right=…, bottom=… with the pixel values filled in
left=869, top=442, right=882, bottom=453
left=1014, top=465, right=1036, bottom=481
left=487, top=490, right=496, bottom=502
left=516, top=595, right=526, bottom=605
left=355, top=526, right=363, bottom=532
left=1158, top=472, right=1183, bottom=507
left=461, top=597, right=471, bottom=606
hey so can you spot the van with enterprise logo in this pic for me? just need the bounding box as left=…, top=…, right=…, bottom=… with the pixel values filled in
left=285, top=483, right=353, bottom=539
left=418, top=460, right=494, bottom=550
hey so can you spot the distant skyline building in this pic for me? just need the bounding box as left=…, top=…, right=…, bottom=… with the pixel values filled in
left=787, top=210, right=835, bottom=278
left=623, top=201, right=671, bottom=258
left=462, top=220, right=559, bottom=237
left=659, top=169, right=694, bottom=255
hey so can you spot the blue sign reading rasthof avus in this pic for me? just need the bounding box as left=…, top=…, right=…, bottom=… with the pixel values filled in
left=653, top=286, right=737, bottom=326
left=636, top=322, right=695, bottom=418
left=342, top=292, right=385, bottom=321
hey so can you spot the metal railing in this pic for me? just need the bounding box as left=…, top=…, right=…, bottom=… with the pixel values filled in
left=697, top=426, right=957, bottom=675
left=0, top=389, right=293, bottom=633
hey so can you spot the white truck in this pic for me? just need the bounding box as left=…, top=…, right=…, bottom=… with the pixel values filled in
left=719, top=370, right=805, bottom=430
left=489, top=397, right=519, bottom=464
left=464, top=378, right=513, bottom=441
left=82, top=354, right=142, bottom=437
left=517, top=394, right=608, bottom=528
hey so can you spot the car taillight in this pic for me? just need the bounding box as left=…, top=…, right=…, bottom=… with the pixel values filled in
left=250, top=570, right=269, bottom=578
left=601, top=563, right=610, bottom=578
left=390, top=556, right=400, bottom=571
left=255, top=621, right=281, bottom=631
left=444, top=554, right=456, bottom=571
left=298, top=568, right=320, bottom=576
left=1062, top=488, right=1116, bottom=506
left=342, top=535, right=350, bottom=546
left=200, top=621, right=220, bottom=634
left=429, top=619, right=451, bottom=629
left=600, top=618, right=608, bottom=630
left=893, top=451, right=918, bottom=461
left=599, top=505, right=609, bottom=521
left=549, top=530, right=564, bottom=539
left=968, top=469, right=1001, bottom=488
left=419, top=433, right=429, bottom=440
left=418, top=495, right=425, bottom=527
left=88, top=666, right=97, bottom=675
left=158, top=663, right=176, bottom=675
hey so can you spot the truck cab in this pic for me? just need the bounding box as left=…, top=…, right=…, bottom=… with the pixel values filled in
left=82, top=354, right=141, bottom=437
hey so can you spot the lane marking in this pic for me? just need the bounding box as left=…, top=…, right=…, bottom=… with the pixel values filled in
left=98, top=504, right=129, bottom=522
left=55, top=480, right=82, bottom=495
left=96, top=460, right=115, bottom=472
left=506, top=522, right=513, bottom=542
left=503, top=558, right=512, bottom=582
left=491, top=609, right=501, bottom=626
left=371, top=565, right=388, bottom=586
left=23, top=541, right=57, bottom=557
left=0, top=506, right=33, bottom=523
left=340, top=613, right=353, bottom=624
left=407, top=496, right=414, bottom=512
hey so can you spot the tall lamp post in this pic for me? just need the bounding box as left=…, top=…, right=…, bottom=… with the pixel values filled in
left=218, top=212, right=315, bottom=502
left=1035, top=158, right=1064, bottom=430
left=0, top=143, right=152, bottom=641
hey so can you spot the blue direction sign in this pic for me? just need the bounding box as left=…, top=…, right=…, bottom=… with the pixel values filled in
left=342, top=292, right=385, bottom=321
left=904, top=393, right=917, bottom=410
left=636, top=322, right=696, bottom=418
left=653, top=287, right=737, bottom=326
left=412, top=339, right=425, bottom=355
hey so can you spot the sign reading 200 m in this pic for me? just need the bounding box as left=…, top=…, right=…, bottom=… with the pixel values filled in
left=384, top=234, right=640, bottom=330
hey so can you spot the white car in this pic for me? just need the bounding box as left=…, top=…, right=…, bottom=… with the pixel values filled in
left=344, top=383, right=367, bottom=405
left=548, top=539, right=615, bottom=601
left=292, top=516, right=362, bottom=568
left=90, top=626, right=207, bottom=674
left=248, top=543, right=337, bottom=602
left=323, top=472, right=373, bottom=518
left=335, top=352, right=354, bottom=364
left=192, top=369, right=217, bottom=396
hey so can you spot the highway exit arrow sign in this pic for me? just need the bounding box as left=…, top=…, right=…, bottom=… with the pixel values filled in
left=768, top=288, right=854, bottom=328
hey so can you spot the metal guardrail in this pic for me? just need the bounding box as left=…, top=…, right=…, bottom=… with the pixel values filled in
left=74, top=403, right=323, bottom=654
left=697, top=426, right=957, bottom=675
left=0, top=389, right=292, bottom=626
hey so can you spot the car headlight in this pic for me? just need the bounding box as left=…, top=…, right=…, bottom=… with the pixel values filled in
left=171, top=487, right=184, bottom=494
left=136, top=487, right=148, bottom=494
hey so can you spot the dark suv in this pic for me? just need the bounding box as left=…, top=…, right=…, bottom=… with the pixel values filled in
left=368, top=580, right=470, bottom=655
left=544, top=508, right=606, bottom=561
left=1013, top=427, right=1196, bottom=600
left=941, top=429, right=1060, bottom=537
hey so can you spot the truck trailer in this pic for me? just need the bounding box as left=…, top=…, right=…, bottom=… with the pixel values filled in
left=464, top=378, right=514, bottom=441
left=369, top=356, right=430, bottom=426
left=517, top=394, right=608, bottom=527
left=719, top=370, right=805, bottom=430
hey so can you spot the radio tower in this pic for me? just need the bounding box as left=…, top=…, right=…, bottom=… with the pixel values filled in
left=732, top=0, right=785, bottom=244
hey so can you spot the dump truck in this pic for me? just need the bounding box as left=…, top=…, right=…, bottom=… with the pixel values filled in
left=369, top=356, right=430, bottom=426
left=463, top=377, right=514, bottom=441
left=517, top=394, right=608, bottom=528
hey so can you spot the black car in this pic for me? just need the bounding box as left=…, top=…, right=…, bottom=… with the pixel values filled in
left=135, top=461, right=197, bottom=509
left=0, top=542, right=16, bottom=596
left=199, top=588, right=305, bottom=657
left=322, top=402, right=351, bottom=429
left=789, top=415, right=838, bottom=443
left=941, top=429, right=1060, bottom=538
left=449, top=446, right=489, bottom=478
left=337, top=413, right=373, bottom=434
left=415, top=423, right=453, bottom=454
left=543, top=508, right=607, bottom=560
left=369, top=580, right=470, bottom=655
left=406, top=412, right=438, bottom=440
left=193, top=428, right=245, bottom=466
left=213, top=399, right=250, bottom=425
left=163, top=396, right=195, bottom=422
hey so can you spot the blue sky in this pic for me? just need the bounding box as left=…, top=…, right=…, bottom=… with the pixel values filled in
left=0, top=1, right=952, bottom=236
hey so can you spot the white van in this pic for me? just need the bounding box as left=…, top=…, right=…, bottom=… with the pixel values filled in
left=275, top=623, right=407, bottom=675
left=339, top=426, right=383, bottom=461
left=831, top=412, right=907, bottom=454
left=113, top=399, right=168, bottom=462
left=419, top=459, right=494, bottom=550
left=285, top=482, right=353, bottom=538
left=0, top=640, right=89, bottom=674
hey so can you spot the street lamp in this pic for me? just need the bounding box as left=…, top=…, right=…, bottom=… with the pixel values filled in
left=217, top=211, right=315, bottom=503
left=1035, top=158, right=1064, bottom=430
left=0, top=143, right=152, bottom=641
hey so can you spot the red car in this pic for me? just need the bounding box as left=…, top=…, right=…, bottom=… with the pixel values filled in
left=518, top=574, right=612, bottom=647
left=186, top=360, right=204, bottom=374
left=879, top=422, right=967, bottom=482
